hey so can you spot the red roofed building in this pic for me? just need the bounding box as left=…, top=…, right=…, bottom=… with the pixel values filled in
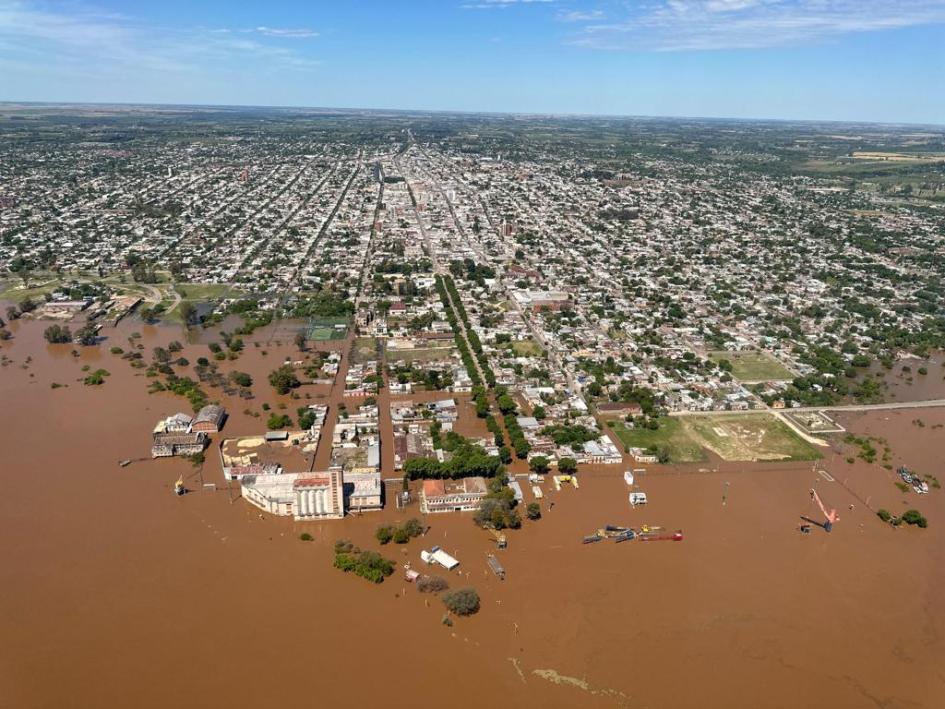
left=420, top=477, right=488, bottom=513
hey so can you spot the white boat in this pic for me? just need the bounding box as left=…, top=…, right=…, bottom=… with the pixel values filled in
left=624, top=470, right=635, bottom=486
left=629, top=492, right=648, bottom=506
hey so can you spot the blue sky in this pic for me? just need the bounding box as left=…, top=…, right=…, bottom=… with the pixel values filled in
left=0, top=1, right=943, bottom=123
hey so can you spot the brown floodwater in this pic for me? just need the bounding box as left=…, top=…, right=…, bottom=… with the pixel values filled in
left=859, top=351, right=945, bottom=403
left=1, top=317, right=944, bottom=708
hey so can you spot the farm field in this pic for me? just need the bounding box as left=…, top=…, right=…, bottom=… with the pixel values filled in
left=683, top=413, right=822, bottom=462
left=709, top=350, right=794, bottom=381
left=851, top=151, right=945, bottom=163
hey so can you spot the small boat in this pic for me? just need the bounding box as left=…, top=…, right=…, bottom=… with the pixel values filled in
left=119, top=460, right=131, bottom=468
left=583, top=534, right=603, bottom=544
left=614, top=530, right=635, bottom=543
left=638, top=530, right=683, bottom=542
left=624, top=470, right=634, bottom=485
left=174, top=476, right=186, bottom=496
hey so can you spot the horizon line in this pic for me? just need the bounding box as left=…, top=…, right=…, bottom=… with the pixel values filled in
left=1, top=99, right=942, bottom=130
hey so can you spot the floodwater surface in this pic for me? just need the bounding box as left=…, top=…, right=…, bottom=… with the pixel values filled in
left=1, top=318, right=943, bottom=708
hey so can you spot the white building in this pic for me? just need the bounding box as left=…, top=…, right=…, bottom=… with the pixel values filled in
left=581, top=436, right=623, bottom=465
left=241, top=471, right=343, bottom=520
left=343, top=471, right=383, bottom=512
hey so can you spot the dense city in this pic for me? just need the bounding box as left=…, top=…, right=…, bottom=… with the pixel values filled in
left=2, top=105, right=944, bottom=708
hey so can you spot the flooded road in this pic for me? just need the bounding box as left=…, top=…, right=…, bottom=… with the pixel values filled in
left=1, top=317, right=943, bottom=708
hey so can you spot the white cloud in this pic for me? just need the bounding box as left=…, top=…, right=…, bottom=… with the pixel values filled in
left=463, top=0, right=556, bottom=9
left=0, top=0, right=322, bottom=81
left=557, top=9, right=605, bottom=22
left=255, top=26, right=319, bottom=39
left=569, top=0, right=945, bottom=51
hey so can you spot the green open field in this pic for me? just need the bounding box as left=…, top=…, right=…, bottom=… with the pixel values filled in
left=351, top=336, right=379, bottom=363
left=511, top=339, right=543, bottom=357
left=683, top=414, right=822, bottom=462
left=610, top=418, right=706, bottom=463
left=1, top=274, right=243, bottom=312
left=709, top=350, right=794, bottom=381
left=386, top=345, right=455, bottom=363
left=308, top=317, right=349, bottom=341
left=174, top=282, right=245, bottom=301
left=612, top=413, right=821, bottom=463
left=0, top=279, right=64, bottom=301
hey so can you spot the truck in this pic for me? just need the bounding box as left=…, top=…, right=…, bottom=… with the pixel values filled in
left=487, top=528, right=508, bottom=549
left=486, top=554, right=505, bottom=580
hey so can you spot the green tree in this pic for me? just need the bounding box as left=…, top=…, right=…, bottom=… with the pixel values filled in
left=497, top=394, right=518, bottom=415
left=229, top=371, right=253, bottom=388
left=43, top=324, right=72, bottom=344
left=269, top=365, right=301, bottom=394
left=442, top=587, right=480, bottom=616
left=75, top=325, right=98, bottom=346
left=267, top=413, right=293, bottom=430
left=375, top=525, right=393, bottom=545
left=901, top=509, right=928, bottom=528
left=297, top=407, right=317, bottom=430
left=557, top=457, right=577, bottom=474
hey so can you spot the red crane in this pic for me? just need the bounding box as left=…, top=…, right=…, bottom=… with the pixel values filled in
left=810, top=488, right=839, bottom=532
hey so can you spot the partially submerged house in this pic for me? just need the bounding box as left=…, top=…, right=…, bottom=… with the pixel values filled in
left=420, top=477, right=488, bottom=513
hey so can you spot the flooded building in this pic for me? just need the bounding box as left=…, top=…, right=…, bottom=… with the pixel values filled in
left=155, top=412, right=193, bottom=433
left=343, top=471, right=383, bottom=512
left=191, top=404, right=227, bottom=433
left=240, top=471, right=344, bottom=520
left=151, top=431, right=207, bottom=458
left=580, top=437, right=623, bottom=465
left=419, top=477, right=488, bottom=514
left=392, top=423, right=435, bottom=471
left=223, top=463, right=282, bottom=482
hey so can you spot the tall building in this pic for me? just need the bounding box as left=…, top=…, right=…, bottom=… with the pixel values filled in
left=241, top=471, right=343, bottom=520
